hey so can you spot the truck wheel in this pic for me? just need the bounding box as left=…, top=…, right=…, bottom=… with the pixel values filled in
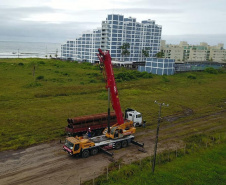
left=115, top=142, right=121, bottom=150
left=82, top=150, right=90, bottom=158
left=91, top=148, right=98, bottom=155
left=121, top=140, right=128, bottom=148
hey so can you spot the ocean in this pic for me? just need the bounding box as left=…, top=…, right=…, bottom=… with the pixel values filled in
left=0, top=41, right=61, bottom=58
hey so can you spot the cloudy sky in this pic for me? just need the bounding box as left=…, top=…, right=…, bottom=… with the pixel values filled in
left=0, top=0, right=225, bottom=45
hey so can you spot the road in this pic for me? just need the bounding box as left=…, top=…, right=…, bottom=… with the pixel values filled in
left=0, top=110, right=225, bottom=185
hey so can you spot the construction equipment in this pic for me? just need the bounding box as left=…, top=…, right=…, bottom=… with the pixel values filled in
left=63, top=49, right=143, bottom=157
left=97, top=49, right=138, bottom=139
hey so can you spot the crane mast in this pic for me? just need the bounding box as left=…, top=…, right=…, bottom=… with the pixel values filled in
left=97, top=49, right=124, bottom=125
left=97, top=49, right=136, bottom=139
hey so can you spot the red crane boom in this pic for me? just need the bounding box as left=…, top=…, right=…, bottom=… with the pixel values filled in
left=97, top=49, right=124, bottom=125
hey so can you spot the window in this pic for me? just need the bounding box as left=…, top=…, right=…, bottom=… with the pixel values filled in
left=74, top=144, right=80, bottom=151
left=136, top=114, right=142, bottom=118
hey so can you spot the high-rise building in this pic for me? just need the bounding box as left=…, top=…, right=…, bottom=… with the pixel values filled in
left=61, top=14, right=162, bottom=63
left=61, top=14, right=175, bottom=75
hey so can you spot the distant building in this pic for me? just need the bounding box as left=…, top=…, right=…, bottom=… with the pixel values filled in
left=161, top=41, right=226, bottom=63
left=61, top=14, right=176, bottom=75
left=61, top=14, right=162, bottom=63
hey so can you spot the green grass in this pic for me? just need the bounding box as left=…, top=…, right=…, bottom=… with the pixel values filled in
left=0, top=58, right=226, bottom=151
left=86, top=134, right=226, bottom=185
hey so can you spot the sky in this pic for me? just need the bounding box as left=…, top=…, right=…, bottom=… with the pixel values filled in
left=0, top=0, right=225, bottom=46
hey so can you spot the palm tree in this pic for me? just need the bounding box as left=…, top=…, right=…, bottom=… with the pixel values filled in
left=155, top=51, right=164, bottom=58
left=141, top=47, right=150, bottom=61
left=120, top=43, right=130, bottom=61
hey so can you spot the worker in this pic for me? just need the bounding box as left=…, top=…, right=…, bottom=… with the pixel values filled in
left=88, top=127, right=92, bottom=138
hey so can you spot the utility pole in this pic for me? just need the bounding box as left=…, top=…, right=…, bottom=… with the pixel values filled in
left=152, top=100, right=169, bottom=173
left=18, top=49, right=19, bottom=58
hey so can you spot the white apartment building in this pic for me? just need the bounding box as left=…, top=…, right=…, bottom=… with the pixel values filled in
left=61, top=14, right=162, bottom=63
left=161, top=41, right=226, bottom=63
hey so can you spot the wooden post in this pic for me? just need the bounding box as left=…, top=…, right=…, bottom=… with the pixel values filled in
left=176, top=148, right=177, bottom=158
left=107, top=166, right=108, bottom=180
left=93, top=172, right=95, bottom=185
left=184, top=144, right=186, bottom=154
left=168, top=151, right=170, bottom=162
left=119, top=164, right=120, bottom=170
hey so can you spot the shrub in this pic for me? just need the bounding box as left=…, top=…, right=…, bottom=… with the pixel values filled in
left=62, top=72, right=69, bottom=76
left=187, top=75, right=196, bottom=79
left=89, top=79, right=97, bottom=83
left=18, top=63, right=24, bottom=66
left=162, top=75, right=170, bottom=82
left=38, top=61, right=45, bottom=65
left=141, top=71, right=153, bottom=78
left=36, top=75, right=44, bottom=80
left=217, top=68, right=225, bottom=74
left=204, top=67, right=218, bottom=74
left=24, top=82, right=42, bottom=88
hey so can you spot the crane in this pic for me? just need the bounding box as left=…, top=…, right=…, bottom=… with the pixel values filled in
left=97, top=49, right=136, bottom=139
left=63, top=49, right=144, bottom=158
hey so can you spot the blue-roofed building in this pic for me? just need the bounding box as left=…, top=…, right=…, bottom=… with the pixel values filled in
left=138, top=57, right=175, bottom=75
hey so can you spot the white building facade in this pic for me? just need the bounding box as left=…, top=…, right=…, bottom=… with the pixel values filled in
left=61, top=14, right=175, bottom=75
left=61, top=14, right=162, bottom=63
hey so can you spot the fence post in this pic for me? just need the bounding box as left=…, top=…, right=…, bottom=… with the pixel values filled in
left=107, top=166, right=108, bottom=180
left=176, top=148, right=177, bottom=158
left=80, top=177, right=81, bottom=185
left=119, top=164, right=120, bottom=170
left=93, top=172, right=95, bottom=185
left=168, top=151, right=170, bottom=162
left=184, top=144, right=186, bottom=154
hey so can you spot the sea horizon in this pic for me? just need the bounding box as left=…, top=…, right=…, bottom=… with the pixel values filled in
left=0, top=41, right=61, bottom=59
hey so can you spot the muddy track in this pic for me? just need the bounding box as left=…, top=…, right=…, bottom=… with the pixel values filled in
left=0, top=110, right=225, bottom=185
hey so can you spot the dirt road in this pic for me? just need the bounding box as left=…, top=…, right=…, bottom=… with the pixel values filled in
left=0, top=110, right=225, bottom=185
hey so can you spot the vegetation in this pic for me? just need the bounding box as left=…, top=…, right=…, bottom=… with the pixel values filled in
left=0, top=58, right=226, bottom=151
left=155, top=51, right=164, bottom=58
left=87, top=134, right=226, bottom=185
left=141, top=47, right=150, bottom=61
left=120, top=43, right=130, bottom=61
left=204, top=67, right=218, bottom=74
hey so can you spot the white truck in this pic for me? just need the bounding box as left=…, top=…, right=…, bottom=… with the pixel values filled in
left=125, top=108, right=143, bottom=127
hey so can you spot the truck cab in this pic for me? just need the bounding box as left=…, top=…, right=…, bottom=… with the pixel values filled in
left=125, top=108, right=142, bottom=127
left=63, top=137, right=95, bottom=156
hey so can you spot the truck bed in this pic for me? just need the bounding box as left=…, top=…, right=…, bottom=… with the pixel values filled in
left=90, top=135, right=134, bottom=147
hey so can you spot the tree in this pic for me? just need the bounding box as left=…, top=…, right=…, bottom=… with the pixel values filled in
left=55, top=49, right=58, bottom=58
left=141, top=47, right=150, bottom=61
left=120, top=43, right=130, bottom=61
left=155, top=51, right=164, bottom=58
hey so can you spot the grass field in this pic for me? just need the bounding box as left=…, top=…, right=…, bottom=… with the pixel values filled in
left=88, top=134, right=226, bottom=185
left=0, top=58, right=226, bottom=151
